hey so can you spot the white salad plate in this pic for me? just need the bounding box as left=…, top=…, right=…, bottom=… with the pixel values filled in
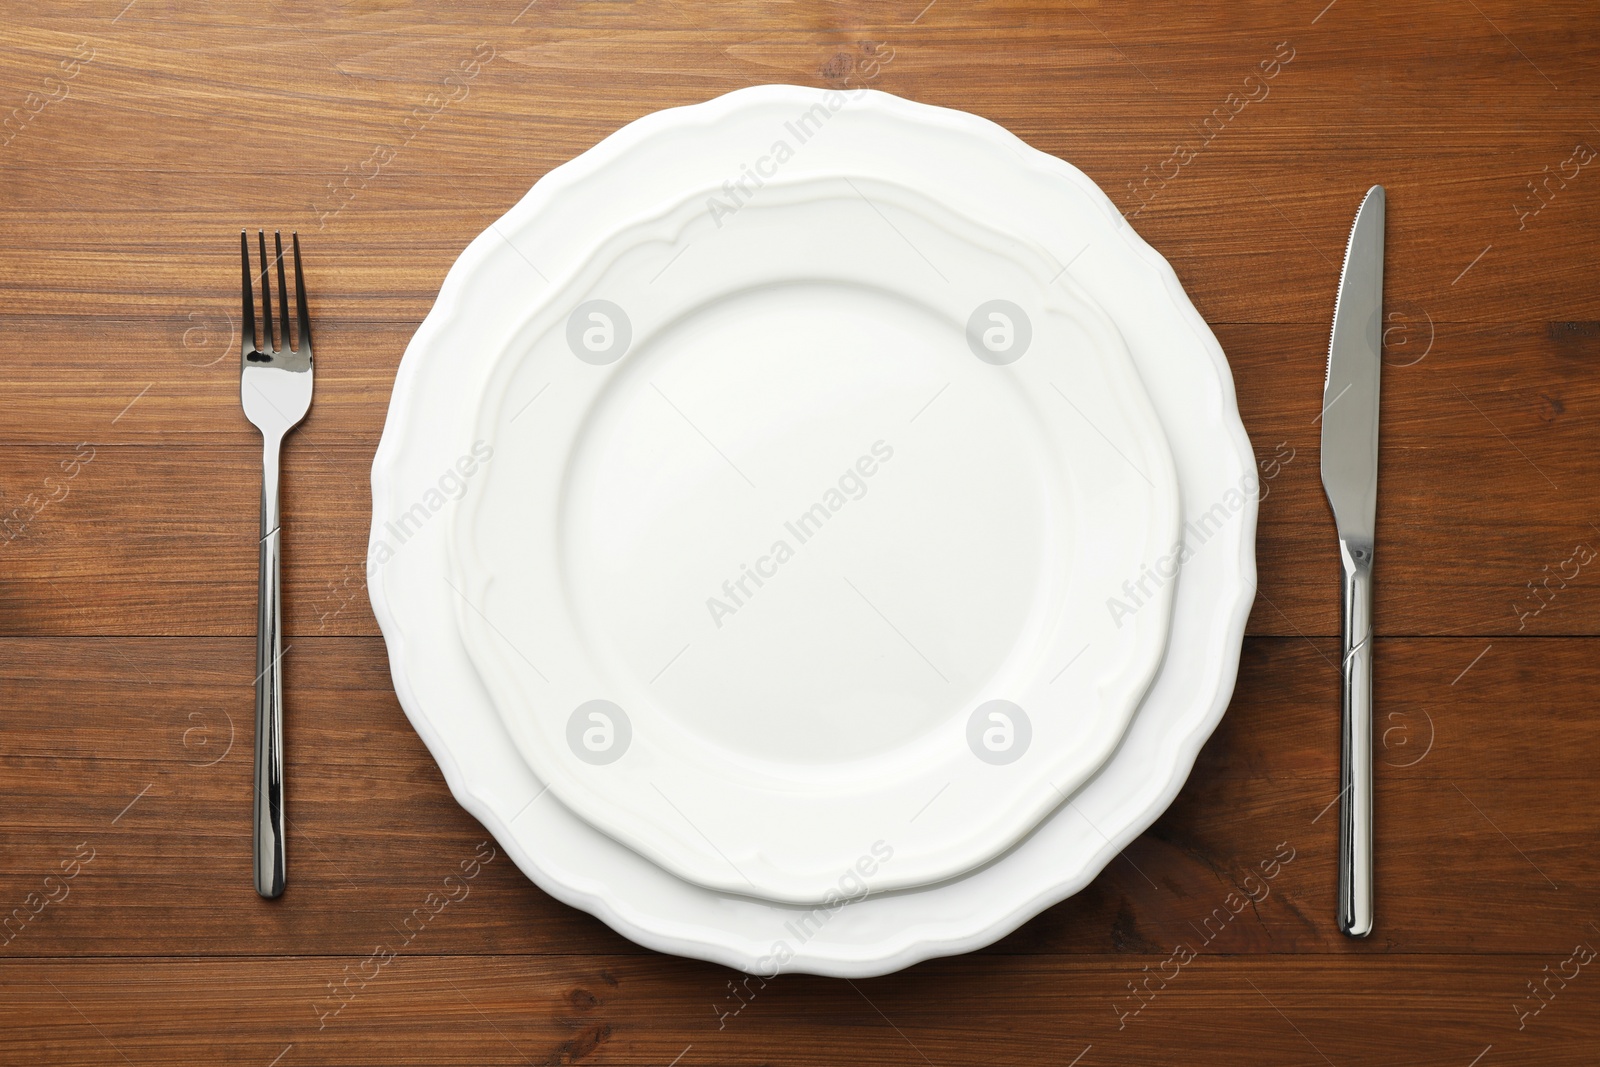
left=450, top=172, right=1180, bottom=902
left=369, top=85, right=1256, bottom=976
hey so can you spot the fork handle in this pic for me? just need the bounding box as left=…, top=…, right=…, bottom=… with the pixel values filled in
left=255, top=433, right=287, bottom=899
left=1337, top=537, right=1373, bottom=937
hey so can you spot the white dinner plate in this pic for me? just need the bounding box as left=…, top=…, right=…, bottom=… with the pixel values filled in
left=450, top=172, right=1180, bottom=902
left=369, top=85, right=1256, bottom=975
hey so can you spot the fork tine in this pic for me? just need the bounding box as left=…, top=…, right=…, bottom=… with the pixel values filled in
left=274, top=231, right=292, bottom=352
left=258, top=229, right=275, bottom=352
left=292, top=232, right=312, bottom=357
left=240, top=230, right=257, bottom=357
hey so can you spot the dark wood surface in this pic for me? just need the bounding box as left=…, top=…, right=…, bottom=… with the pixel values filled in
left=3, top=1, right=1599, bottom=1063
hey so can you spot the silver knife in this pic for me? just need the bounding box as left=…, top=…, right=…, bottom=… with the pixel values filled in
left=1320, top=184, right=1384, bottom=938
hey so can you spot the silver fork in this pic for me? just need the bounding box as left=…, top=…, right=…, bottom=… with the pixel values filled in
left=240, top=230, right=313, bottom=899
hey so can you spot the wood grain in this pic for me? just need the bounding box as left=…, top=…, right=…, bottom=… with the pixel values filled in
left=3, top=0, right=1598, bottom=1062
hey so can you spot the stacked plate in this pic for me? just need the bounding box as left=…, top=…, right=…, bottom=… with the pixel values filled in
left=369, top=85, right=1256, bottom=977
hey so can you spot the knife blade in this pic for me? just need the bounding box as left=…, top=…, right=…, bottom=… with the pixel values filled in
left=1320, top=184, right=1384, bottom=938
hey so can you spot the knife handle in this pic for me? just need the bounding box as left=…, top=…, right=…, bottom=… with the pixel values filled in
left=1337, top=537, right=1373, bottom=937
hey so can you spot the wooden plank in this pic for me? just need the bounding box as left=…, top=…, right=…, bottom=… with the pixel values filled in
left=5, top=386, right=1599, bottom=638
left=0, top=636, right=1596, bottom=960
left=0, top=11, right=1596, bottom=325
left=3, top=137, right=1599, bottom=325
left=0, top=954, right=1594, bottom=1066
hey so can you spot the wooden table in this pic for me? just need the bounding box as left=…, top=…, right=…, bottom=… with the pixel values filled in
left=3, top=1, right=1598, bottom=1063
